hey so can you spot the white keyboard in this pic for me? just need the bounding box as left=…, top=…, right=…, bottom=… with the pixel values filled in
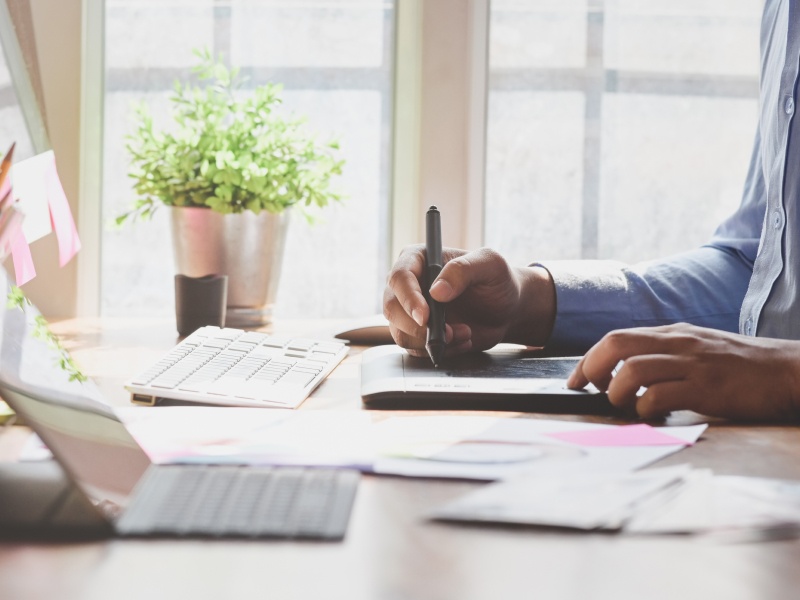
left=126, top=326, right=348, bottom=408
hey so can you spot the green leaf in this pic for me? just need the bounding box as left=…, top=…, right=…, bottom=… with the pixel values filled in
left=120, top=46, right=345, bottom=224
left=5, top=288, right=87, bottom=382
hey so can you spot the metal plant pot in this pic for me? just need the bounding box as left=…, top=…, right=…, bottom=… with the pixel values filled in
left=170, top=206, right=289, bottom=327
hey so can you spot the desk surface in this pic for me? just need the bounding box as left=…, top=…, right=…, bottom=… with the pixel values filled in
left=1, top=317, right=799, bottom=600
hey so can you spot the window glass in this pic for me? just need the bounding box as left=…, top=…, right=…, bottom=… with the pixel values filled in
left=599, top=94, right=757, bottom=261
left=0, top=37, right=37, bottom=160
left=231, top=0, right=386, bottom=68
left=101, top=0, right=395, bottom=318
left=105, top=3, right=214, bottom=69
left=484, top=91, right=585, bottom=264
left=604, top=0, right=761, bottom=75
left=490, top=0, right=588, bottom=70
left=485, top=0, right=761, bottom=264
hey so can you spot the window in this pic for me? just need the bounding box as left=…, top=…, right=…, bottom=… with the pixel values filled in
left=0, top=3, right=48, bottom=162
left=96, top=0, right=762, bottom=321
left=484, top=0, right=762, bottom=266
left=101, top=0, right=395, bottom=318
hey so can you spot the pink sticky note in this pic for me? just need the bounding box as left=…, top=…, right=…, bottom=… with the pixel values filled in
left=44, top=152, right=81, bottom=266
left=546, top=424, right=690, bottom=447
left=10, top=228, right=36, bottom=285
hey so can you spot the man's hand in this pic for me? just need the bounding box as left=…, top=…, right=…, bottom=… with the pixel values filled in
left=382, top=246, right=556, bottom=358
left=567, top=323, right=800, bottom=421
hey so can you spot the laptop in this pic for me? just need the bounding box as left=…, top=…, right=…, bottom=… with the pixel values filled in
left=0, top=269, right=359, bottom=541
left=360, top=344, right=613, bottom=414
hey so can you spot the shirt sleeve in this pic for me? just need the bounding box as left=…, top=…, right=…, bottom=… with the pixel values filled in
left=540, top=129, right=766, bottom=354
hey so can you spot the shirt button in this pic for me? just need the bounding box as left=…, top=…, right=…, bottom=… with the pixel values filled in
left=785, top=96, right=795, bottom=116
left=773, top=210, right=783, bottom=229
left=744, top=317, right=753, bottom=336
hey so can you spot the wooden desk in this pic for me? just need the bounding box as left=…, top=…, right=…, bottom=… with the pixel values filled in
left=1, top=318, right=799, bottom=600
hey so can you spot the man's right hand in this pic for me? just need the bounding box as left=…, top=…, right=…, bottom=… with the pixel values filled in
left=382, top=245, right=557, bottom=358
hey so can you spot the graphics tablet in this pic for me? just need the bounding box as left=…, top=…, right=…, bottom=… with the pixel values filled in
left=361, top=345, right=613, bottom=414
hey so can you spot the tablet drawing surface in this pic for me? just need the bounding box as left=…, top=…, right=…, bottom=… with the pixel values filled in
left=361, top=345, right=613, bottom=414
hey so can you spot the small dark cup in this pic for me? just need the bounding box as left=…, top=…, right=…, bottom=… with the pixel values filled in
left=174, top=274, right=228, bottom=336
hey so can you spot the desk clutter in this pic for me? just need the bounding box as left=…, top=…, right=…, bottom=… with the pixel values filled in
left=433, top=464, right=800, bottom=540
left=19, top=408, right=710, bottom=539
left=16, top=403, right=800, bottom=542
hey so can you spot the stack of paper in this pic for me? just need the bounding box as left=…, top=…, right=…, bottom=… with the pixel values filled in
left=431, top=465, right=800, bottom=539
left=0, top=143, right=22, bottom=260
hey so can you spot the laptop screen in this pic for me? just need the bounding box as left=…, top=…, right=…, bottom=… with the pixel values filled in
left=0, top=268, right=151, bottom=507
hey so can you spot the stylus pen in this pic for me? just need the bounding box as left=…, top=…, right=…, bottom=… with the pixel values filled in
left=425, top=205, right=446, bottom=367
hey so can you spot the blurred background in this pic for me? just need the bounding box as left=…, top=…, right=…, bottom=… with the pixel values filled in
left=0, top=0, right=761, bottom=320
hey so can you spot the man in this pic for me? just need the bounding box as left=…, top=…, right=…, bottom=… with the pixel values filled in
left=383, top=0, right=800, bottom=422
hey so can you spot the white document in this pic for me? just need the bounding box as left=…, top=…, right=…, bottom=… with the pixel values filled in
left=432, top=464, right=800, bottom=536
left=371, top=415, right=706, bottom=481
left=19, top=409, right=706, bottom=483
left=118, top=406, right=376, bottom=468
left=12, top=152, right=54, bottom=243
left=431, top=465, right=693, bottom=530
left=625, top=470, right=800, bottom=535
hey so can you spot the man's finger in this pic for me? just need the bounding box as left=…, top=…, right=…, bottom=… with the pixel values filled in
left=607, top=355, right=688, bottom=410
left=388, top=323, right=426, bottom=352
left=386, top=246, right=428, bottom=326
left=383, top=293, right=426, bottom=338
left=567, top=354, right=589, bottom=389
left=569, top=328, right=691, bottom=392
left=432, top=248, right=505, bottom=303
left=448, top=322, right=472, bottom=347
left=635, top=380, right=693, bottom=419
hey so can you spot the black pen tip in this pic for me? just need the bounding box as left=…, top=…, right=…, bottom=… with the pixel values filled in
left=426, top=342, right=445, bottom=369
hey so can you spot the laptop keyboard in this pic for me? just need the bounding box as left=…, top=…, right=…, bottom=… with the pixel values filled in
left=116, top=465, right=360, bottom=540
left=126, top=326, right=348, bottom=408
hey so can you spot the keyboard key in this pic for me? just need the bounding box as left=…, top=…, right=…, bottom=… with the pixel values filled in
left=227, top=341, right=256, bottom=353
left=202, top=338, right=229, bottom=350
left=216, top=328, right=243, bottom=340
left=275, top=372, right=315, bottom=388
left=261, top=336, right=291, bottom=348
left=287, top=339, right=316, bottom=352
left=296, top=360, right=325, bottom=371
left=239, top=332, right=268, bottom=344
left=314, top=342, right=346, bottom=354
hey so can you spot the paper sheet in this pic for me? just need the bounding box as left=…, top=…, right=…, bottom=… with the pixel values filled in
left=546, top=423, right=692, bottom=447
left=434, top=465, right=800, bottom=537
left=21, top=408, right=706, bottom=483
left=432, top=465, right=693, bottom=530
left=371, top=416, right=706, bottom=480
left=117, top=407, right=375, bottom=468
left=12, top=152, right=52, bottom=244
left=7, top=150, right=81, bottom=285
left=625, top=471, right=800, bottom=535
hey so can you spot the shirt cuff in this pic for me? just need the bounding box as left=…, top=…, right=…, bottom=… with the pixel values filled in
left=533, top=259, right=634, bottom=353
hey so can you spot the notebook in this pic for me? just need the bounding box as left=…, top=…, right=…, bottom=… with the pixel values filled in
left=361, top=344, right=613, bottom=414
left=0, top=269, right=359, bottom=540
left=125, top=326, right=349, bottom=408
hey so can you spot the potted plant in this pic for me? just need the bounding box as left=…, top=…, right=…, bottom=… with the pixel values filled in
left=120, top=48, right=344, bottom=326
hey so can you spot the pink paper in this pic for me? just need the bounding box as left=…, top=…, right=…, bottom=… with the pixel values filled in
left=2, top=163, right=37, bottom=285
left=10, top=228, right=35, bottom=285
left=45, top=153, right=81, bottom=266
left=546, top=424, right=691, bottom=447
